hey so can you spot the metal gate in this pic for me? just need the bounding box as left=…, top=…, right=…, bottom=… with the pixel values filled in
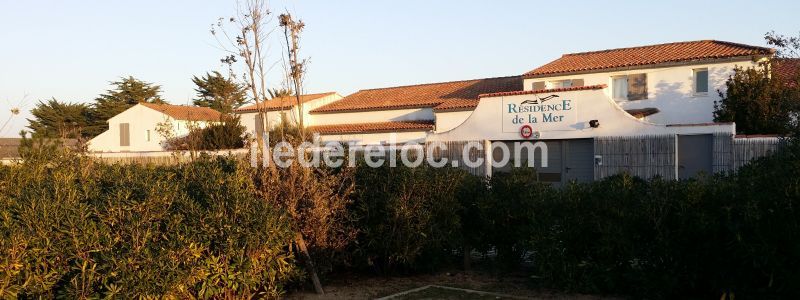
left=493, top=139, right=593, bottom=184
left=678, top=134, right=713, bottom=179
left=563, top=139, right=594, bottom=183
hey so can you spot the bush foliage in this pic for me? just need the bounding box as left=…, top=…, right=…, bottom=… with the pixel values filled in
left=347, top=143, right=800, bottom=298
left=0, top=152, right=298, bottom=298
left=2, top=140, right=799, bottom=298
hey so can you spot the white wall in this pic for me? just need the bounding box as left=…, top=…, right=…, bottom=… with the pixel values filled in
left=309, top=108, right=435, bottom=145
left=88, top=104, right=212, bottom=152
left=237, top=93, right=343, bottom=135
left=429, top=88, right=734, bottom=142
left=522, top=59, right=760, bottom=125
left=318, top=131, right=427, bottom=145
left=310, top=108, right=435, bottom=126
left=435, top=110, right=473, bottom=132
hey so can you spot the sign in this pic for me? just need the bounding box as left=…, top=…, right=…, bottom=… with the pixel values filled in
left=520, top=124, right=533, bottom=138
left=502, top=94, right=577, bottom=133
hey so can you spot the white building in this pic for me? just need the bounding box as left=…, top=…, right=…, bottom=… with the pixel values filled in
left=520, top=40, right=770, bottom=125
left=307, top=76, right=522, bottom=144
left=302, top=40, right=784, bottom=182
left=88, top=103, right=222, bottom=152
left=234, top=92, right=343, bottom=137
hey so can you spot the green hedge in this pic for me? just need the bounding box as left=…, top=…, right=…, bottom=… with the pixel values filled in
left=0, top=154, right=299, bottom=298
left=518, top=143, right=800, bottom=298
left=2, top=141, right=798, bottom=298
left=347, top=143, right=800, bottom=298
left=350, top=164, right=468, bottom=272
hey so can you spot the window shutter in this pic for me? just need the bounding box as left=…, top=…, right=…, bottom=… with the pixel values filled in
left=119, top=123, right=130, bottom=147
left=532, top=81, right=545, bottom=90
left=571, top=79, right=584, bottom=87
left=627, top=73, right=647, bottom=100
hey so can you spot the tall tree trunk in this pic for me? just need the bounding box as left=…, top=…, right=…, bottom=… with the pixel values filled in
left=295, top=233, right=324, bottom=294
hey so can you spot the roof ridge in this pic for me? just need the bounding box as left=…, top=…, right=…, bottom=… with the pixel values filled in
left=268, top=91, right=337, bottom=100
left=562, top=40, right=772, bottom=57
left=357, top=75, right=521, bottom=92
left=140, top=102, right=217, bottom=111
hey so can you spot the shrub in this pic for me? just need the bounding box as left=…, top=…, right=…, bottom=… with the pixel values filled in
left=0, top=153, right=299, bottom=298
left=165, top=115, right=247, bottom=151
left=351, top=164, right=469, bottom=273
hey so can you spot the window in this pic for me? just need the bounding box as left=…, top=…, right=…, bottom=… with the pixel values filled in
left=612, top=76, right=628, bottom=100
left=549, top=80, right=573, bottom=89
left=612, top=73, right=647, bottom=100
left=146, top=130, right=151, bottom=142
left=694, top=68, right=709, bottom=94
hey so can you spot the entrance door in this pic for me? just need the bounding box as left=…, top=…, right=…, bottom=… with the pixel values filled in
left=563, top=139, right=594, bottom=183
left=678, top=134, right=713, bottom=179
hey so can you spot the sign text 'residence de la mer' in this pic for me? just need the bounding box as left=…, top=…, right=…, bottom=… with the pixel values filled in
left=502, top=94, right=578, bottom=133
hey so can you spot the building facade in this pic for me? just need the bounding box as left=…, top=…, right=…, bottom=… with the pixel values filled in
left=299, top=40, right=784, bottom=182
left=235, top=92, right=343, bottom=137
left=88, top=103, right=222, bottom=152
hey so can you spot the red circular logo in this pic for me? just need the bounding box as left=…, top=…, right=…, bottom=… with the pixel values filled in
left=520, top=124, right=533, bottom=139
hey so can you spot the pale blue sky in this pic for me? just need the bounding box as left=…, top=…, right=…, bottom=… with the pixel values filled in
left=1, top=0, right=798, bottom=136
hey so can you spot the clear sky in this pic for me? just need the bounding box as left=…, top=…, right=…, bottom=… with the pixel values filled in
left=1, top=0, right=798, bottom=137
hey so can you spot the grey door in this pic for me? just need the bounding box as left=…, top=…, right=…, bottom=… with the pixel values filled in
left=563, top=139, right=594, bottom=183
left=678, top=134, right=713, bottom=179
left=493, top=140, right=562, bottom=183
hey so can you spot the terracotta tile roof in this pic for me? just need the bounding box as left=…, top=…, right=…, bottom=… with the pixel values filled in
left=310, top=76, right=522, bottom=113
left=234, top=92, right=337, bottom=113
left=139, top=103, right=222, bottom=122
left=308, top=120, right=435, bottom=134
left=432, top=99, right=484, bottom=112
left=524, top=40, right=774, bottom=78
left=479, top=84, right=607, bottom=98
left=773, top=58, right=800, bottom=87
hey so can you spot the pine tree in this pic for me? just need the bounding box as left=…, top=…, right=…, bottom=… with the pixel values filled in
left=192, top=71, right=248, bottom=114
left=27, top=98, right=96, bottom=138
left=92, top=76, right=165, bottom=133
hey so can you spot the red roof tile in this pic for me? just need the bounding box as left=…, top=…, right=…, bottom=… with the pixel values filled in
left=524, top=40, right=774, bottom=78
left=479, top=84, right=607, bottom=98
left=308, top=120, right=435, bottom=134
left=139, top=103, right=222, bottom=121
left=773, top=58, right=800, bottom=86
left=234, top=92, right=337, bottom=113
left=310, top=76, right=522, bottom=113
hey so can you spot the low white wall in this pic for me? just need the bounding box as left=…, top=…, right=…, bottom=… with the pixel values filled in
left=318, top=131, right=427, bottom=145
left=523, top=59, right=759, bottom=125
